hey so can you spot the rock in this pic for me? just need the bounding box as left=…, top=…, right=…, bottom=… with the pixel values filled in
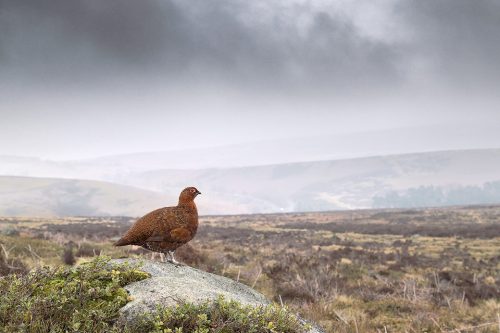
left=112, top=259, right=324, bottom=333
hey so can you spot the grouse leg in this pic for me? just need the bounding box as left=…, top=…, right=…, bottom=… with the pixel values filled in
left=167, top=250, right=179, bottom=264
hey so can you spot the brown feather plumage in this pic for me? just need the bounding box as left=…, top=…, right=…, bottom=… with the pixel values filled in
left=114, top=187, right=200, bottom=262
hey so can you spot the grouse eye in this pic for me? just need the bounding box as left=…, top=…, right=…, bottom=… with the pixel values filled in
left=191, top=188, right=196, bottom=193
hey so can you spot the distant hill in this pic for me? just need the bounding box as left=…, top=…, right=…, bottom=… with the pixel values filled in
left=1, top=149, right=500, bottom=215
left=119, top=149, right=500, bottom=213
left=0, top=176, right=172, bottom=217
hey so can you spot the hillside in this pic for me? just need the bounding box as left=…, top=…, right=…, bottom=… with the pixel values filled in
left=120, top=149, right=500, bottom=213
left=0, top=176, right=171, bottom=217
left=1, top=149, right=500, bottom=215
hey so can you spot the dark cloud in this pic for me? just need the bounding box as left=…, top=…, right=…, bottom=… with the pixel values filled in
left=397, top=0, right=500, bottom=91
left=0, top=0, right=405, bottom=92
left=2, top=0, right=499, bottom=94
left=0, top=0, right=187, bottom=78
left=2, top=0, right=500, bottom=93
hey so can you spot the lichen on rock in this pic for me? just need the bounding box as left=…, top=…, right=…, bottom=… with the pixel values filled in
left=113, top=258, right=324, bottom=333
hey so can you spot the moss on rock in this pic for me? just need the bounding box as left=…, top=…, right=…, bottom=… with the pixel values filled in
left=0, top=256, right=149, bottom=333
left=128, top=295, right=310, bottom=333
left=0, top=257, right=310, bottom=333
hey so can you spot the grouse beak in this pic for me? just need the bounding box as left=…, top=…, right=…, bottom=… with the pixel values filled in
left=196, top=190, right=202, bottom=195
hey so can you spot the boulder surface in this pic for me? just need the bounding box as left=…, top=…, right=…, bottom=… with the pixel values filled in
left=112, top=259, right=324, bottom=333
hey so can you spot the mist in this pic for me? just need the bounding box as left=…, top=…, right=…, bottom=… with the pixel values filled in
left=1, top=0, right=499, bottom=160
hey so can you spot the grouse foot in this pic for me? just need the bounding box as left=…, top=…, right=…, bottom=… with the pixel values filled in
left=166, top=250, right=179, bottom=264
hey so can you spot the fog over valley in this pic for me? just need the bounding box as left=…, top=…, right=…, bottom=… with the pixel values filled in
left=1, top=148, right=500, bottom=216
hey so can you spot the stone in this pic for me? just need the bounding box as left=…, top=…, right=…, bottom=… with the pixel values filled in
left=112, top=259, right=324, bottom=333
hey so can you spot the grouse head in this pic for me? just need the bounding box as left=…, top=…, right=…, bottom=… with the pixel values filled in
left=179, top=186, right=201, bottom=204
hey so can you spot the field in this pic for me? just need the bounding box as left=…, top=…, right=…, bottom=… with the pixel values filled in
left=1, top=206, right=499, bottom=332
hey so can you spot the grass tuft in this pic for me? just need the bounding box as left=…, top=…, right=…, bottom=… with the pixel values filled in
left=129, top=295, right=310, bottom=333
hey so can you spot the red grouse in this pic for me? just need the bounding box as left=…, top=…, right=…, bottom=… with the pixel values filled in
left=114, top=186, right=201, bottom=264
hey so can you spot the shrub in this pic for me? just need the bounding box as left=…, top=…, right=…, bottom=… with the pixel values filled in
left=0, top=227, right=20, bottom=237
left=75, top=242, right=102, bottom=257
left=62, top=245, right=76, bottom=265
left=0, top=256, right=149, bottom=333
left=128, top=295, right=310, bottom=333
left=0, top=248, right=27, bottom=276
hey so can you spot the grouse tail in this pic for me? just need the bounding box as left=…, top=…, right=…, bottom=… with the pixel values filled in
left=114, top=238, right=130, bottom=246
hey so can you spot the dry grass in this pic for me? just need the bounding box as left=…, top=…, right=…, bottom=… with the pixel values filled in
left=1, top=205, right=499, bottom=332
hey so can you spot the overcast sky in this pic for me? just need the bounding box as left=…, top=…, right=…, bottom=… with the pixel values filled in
left=1, top=0, right=499, bottom=160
